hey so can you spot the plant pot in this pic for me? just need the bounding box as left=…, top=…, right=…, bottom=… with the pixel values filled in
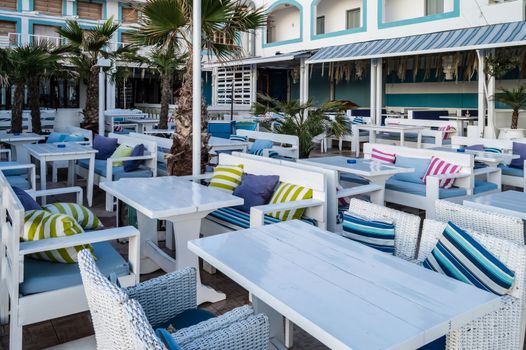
left=498, top=128, right=525, bottom=140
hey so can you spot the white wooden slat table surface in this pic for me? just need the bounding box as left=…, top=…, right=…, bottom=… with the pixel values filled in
left=463, top=190, right=526, bottom=220
left=189, top=220, right=504, bottom=350
left=0, top=132, right=45, bottom=163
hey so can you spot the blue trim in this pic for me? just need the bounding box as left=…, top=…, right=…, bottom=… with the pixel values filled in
left=262, top=0, right=303, bottom=48
left=17, top=0, right=22, bottom=12
left=378, top=0, right=460, bottom=29
left=310, top=0, right=367, bottom=40
left=62, top=0, right=67, bottom=16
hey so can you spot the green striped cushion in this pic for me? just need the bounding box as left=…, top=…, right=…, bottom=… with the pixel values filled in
left=268, top=182, right=313, bottom=221
left=208, top=164, right=244, bottom=192
left=423, top=222, right=515, bottom=296
left=22, top=210, right=92, bottom=263
left=43, top=203, right=103, bottom=230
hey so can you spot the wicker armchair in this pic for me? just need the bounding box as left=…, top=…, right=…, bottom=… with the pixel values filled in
left=435, top=200, right=524, bottom=245
left=344, top=198, right=422, bottom=260
left=78, top=250, right=270, bottom=350
left=417, top=220, right=526, bottom=350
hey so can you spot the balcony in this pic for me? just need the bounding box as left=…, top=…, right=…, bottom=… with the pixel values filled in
left=312, top=0, right=364, bottom=39
left=380, top=0, right=457, bottom=28
left=265, top=1, right=302, bottom=47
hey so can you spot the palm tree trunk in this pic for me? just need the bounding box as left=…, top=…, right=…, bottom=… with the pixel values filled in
left=11, top=83, right=24, bottom=133
left=83, top=66, right=100, bottom=132
left=28, top=77, right=42, bottom=134
left=511, top=110, right=519, bottom=129
left=158, top=73, right=171, bottom=130
left=167, top=51, right=209, bottom=176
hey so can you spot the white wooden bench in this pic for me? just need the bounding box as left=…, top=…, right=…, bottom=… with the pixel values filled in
left=129, top=132, right=172, bottom=176
left=376, top=118, right=458, bottom=148
left=236, top=129, right=299, bottom=159
left=51, top=126, right=93, bottom=183
left=325, top=113, right=372, bottom=152
left=363, top=143, right=500, bottom=218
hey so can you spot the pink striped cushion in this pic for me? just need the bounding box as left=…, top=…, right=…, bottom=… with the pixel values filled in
left=422, top=157, right=461, bottom=188
left=371, top=148, right=396, bottom=163
left=336, top=184, right=350, bottom=207
left=438, top=125, right=455, bottom=140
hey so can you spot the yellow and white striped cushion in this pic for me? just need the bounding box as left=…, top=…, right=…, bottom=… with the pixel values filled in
left=268, top=182, right=313, bottom=221
left=43, top=202, right=103, bottom=230
left=208, top=164, right=244, bottom=192
left=22, top=210, right=92, bottom=263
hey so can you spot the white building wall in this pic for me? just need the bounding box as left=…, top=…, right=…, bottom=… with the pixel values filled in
left=269, top=5, right=301, bottom=42
left=382, top=0, right=425, bottom=23
left=316, top=0, right=362, bottom=33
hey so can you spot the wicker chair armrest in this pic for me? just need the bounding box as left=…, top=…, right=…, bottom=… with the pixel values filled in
left=125, top=267, right=197, bottom=328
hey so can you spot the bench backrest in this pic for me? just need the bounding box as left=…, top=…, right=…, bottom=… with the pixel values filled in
left=108, top=133, right=157, bottom=170
left=408, top=110, right=449, bottom=120
left=66, top=126, right=93, bottom=145
left=219, top=153, right=327, bottom=227
left=129, top=132, right=172, bottom=174
left=385, top=117, right=457, bottom=129
left=237, top=130, right=300, bottom=159
left=451, top=136, right=515, bottom=151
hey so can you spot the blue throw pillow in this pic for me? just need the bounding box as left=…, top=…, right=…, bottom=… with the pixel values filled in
left=511, top=142, right=526, bottom=169
left=233, top=173, right=280, bottom=212
left=46, top=132, right=68, bottom=144
left=93, top=134, right=118, bottom=160
left=123, top=144, right=145, bottom=172
left=341, top=213, right=396, bottom=254
left=423, top=222, right=515, bottom=296
left=249, top=139, right=273, bottom=154
left=63, top=134, right=85, bottom=142
left=392, top=156, right=431, bottom=184
left=12, top=186, right=41, bottom=211
left=465, top=144, right=484, bottom=151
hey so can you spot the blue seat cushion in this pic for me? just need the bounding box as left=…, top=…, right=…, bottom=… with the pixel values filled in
left=78, top=159, right=153, bottom=180
left=418, top=336, right=445, bottom=350
left=0, top=162, right=26, bottom=176
left=157, top=160, right=167, bottom=173
left=392, top=156, right=431, bottom=184
left=63, top=134, right=85, bottom=142
left=376, top=134, right=450, bottom=145
left=207, top=207, right=316, bottom=230
left=154, top=308, right=215, bottom=330
left=499, top=164, right=524, bottom=177
left=46, top=132, right=68, bottom=143
left=7, top=175, right=31, bottom=190
left=386, top=179, right=497, bottom=198
left=21, top=242, right=129, bottom=296
left=340, top=173, right=369, bottom=185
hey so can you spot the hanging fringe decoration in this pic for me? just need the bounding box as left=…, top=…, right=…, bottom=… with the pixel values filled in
left=412, top=56, right=419, bottom=82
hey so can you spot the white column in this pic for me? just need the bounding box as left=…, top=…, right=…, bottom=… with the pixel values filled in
left=299, top=58, right=309, bottom=103
left=376, top=58, right=383, bottom=126
left=106, top=75, right=116, bottom=110
left=250, top=64, right=258, bottom=106
left=370, top=59, right=377, bottom=125
left=98, top=68, right=105, bottom=135
left=477, top=50, right=486, bottom=137
left=304, top=63, right=310, bottom=103
left=486, top=73, right=496, bottom=138
left=192, top=0, right=202, bottom=176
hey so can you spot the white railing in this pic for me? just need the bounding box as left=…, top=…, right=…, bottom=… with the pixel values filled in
left=0, top=36, right=9, bottom=48
left=7, top=33, right=67, bottom=47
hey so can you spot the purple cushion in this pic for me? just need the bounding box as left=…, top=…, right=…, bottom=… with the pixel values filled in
left=465, top=144, right=484, bottom=151
left=12, top=186, right=41, bottom=211
left=511, top=142, right=526, bottom=169
left=93, top=134, right=118, bottom=160
left=233, top=173, right=280, bottom=213
left=124, top=144, right=145, bottom=172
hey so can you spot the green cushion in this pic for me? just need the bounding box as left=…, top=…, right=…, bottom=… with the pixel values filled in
left=110, top=144, right=133, bottom=166
left=43, top=203, right=103, bottom=230
left=208, top=164, right=244, bottom=193
left=268, top=182, right=313, bottom=221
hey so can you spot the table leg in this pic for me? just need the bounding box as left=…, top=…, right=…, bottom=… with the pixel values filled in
left=87, top=156, right=95, bottom=207
left=252, top=296, right=293, bottom=349
left=40, top=158, right=47, bottom=205
left=14, top=144, right=29, bottom=164
left=400, top=131, right=405, bottom=147
left=365, top=175, right=391, bottom=205
left=137, top=212, right=177, bottom=274
left=353, top=126, right=360, bottom=157
left=67, top=160, right=75, bottom=187
left=417, top=131, right=422, bottom=149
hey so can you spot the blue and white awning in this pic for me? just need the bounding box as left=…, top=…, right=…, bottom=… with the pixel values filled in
left=307, top=21, right=526, bottom=64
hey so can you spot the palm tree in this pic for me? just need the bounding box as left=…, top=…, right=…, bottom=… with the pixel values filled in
left=136, top=0, right=266, bottom=175
left=58, top=18, right=128, bottom=132
left=494, top=86, right=526, bottom=129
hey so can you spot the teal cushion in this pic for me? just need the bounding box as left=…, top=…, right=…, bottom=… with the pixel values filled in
left=0, top=162, right=26, bottom=176
left=21, top=242, right=129, bottom=296
left=392, top=156, right=431, bottom=184
left=423, top=222, right=515, bottom=296
left=63, top=134, right=85, bottom=142
left=499, top=164, right=524, bottom=177
left=341, top=213, right=395, bottom=254
left=155, top=308, right=215, bottom=330
left=474, top=180, right=498, bottom=194
left=7, top=175, right=31, bottom=190
left=78, top=159, right=153, bottom=180
left=340, top=173, right=369, bottom=185
left=46, top=132, right=68, bottom=143
left=249, top=139, right=273, bottom=154
left=386, top=179, right=496, bottom=198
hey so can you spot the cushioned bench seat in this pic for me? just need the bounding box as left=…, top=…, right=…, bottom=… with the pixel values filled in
left=78, top=159, right=153, bottom=180
left=376, top=133, right=451, bottom=145
left=6, top=175, right=31, bottom=190
left=0, top=162, right=27, bottom=176
left=385, top=178, right=497, bottom=199
left=207, top=207, right=316, bottom=231
left=499, top=164, right=524, bottom=177
left=21, top=242, right=129, bottom=295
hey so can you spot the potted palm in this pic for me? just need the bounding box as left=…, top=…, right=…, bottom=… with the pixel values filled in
left=494, top=86, right=526, bottom=139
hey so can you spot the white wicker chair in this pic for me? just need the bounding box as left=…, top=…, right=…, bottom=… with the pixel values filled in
left=78, top=250, right=270, bottom=350
left=417, top=220, right=526, bottom=350
left=344, top=198, right=422, bottom=260
left=434, top=200, right=525, bottom=245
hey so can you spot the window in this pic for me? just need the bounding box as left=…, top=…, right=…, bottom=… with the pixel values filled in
left=316, top=16, right=325, bottom=35
left=266, top=17, right=275, bottom=43
left=346, top=8, right=361, bottom=29
left=77, top=1, right=103, bottom=20
left=216, top=66, right=252, bottom=106
left=33, top=0, right=62, bottom=16
left=213, top=32, right=236, bottom=46
left=425, top=0, right=444, bottom=16
left=121, top=7, right=139, bottom=23
left=0, top=0, right=17, bottom=11
left=0, top=20, right=16, bottom=45
left=0, top=78, right=79, bottom=110
left=32, top=24, right=62, bottom=45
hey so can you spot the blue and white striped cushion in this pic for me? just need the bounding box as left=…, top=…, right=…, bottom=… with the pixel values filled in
left=268, top=150, right=280, bottom=158
left=229, top=135, right=248, bottom=142
left=341, top=213, right=396, bottom=254
left=351, top=117, right=365, bottom=125
left=484, top=147, right=502, bottom=154
left=423, top=222, right=515, bottom=296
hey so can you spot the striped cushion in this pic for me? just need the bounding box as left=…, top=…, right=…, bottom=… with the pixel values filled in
left=336, top=184, right=350, bottom=207
left=422, top=157, right=461, bottom=188
left=423, top=222, right=515, bottom=296
left=43, top=203, right=103, bottom=230
left=229, top=135, right=248, bottom=142
left=484, top=147, right=502, bottom=154
left=22, top=210, right=92, bottom=263
left=268, top=150, right=280, bottom=158
left=341, top=213, right=396, bottom=254
left=209, top=164, right=244, bottom=192
left=351, top=117, right=365, bottom=125
left=207, top=207, right=316, bottom=230
left=267, top=182, right=313, bottom=221
left=438, top=125, right=455, bottom=140
left=371, top=148, right=395, bottom=163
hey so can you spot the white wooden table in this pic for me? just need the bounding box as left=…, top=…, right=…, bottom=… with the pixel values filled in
left=132, top=118, right=160, bottom=133
left=0, top=132, right=45, bottom=163
left=433, top=146, right=519, bottom=166
left=143, top=129, right=174, bottom=136
left=298, top=156, right=414, bottom=204
left=208, top=136, right=249, bottom=154
left=189, top=220, right=504, bottom=350
left=352, top=124, right=425, bottom=156
left=25, top=143, right=97, bottom=206
left=99, top=176, right=243, bottom=304
left=463, top=190, right=526, bottom=220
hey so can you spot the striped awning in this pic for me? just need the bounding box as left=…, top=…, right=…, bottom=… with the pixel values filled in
left=307, top=21, right=526, bottom=64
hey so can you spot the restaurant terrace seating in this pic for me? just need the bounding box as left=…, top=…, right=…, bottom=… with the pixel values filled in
left=235, top=129, right=299, bottom=159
